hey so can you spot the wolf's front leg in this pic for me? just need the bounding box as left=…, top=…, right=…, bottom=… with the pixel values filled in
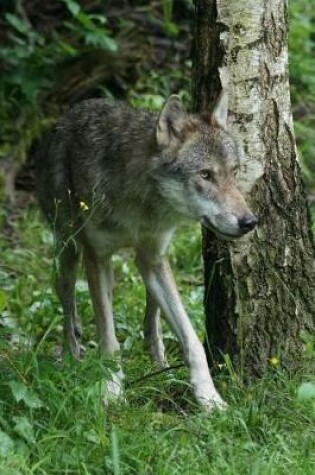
left=144, top=288, right=167, bottom=367
left=136, top=252, right=225, bottom=412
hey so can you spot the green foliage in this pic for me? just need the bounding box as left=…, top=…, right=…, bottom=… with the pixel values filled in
left=161, top=0, right=179, bottom=37
left=0, top=2, right=314, bottom=472
left=0, top=207, right=314, bottom=474
left=289, top=0, right=315, bottom=187
left=128, top=68, right=191, bottom=111
left=0, top=13, right=61, bottom=160
left=8, top=380, right=43, bottom=409
left=62, top=0, right=117, bottom=52
left=0, top=4, right=117, bottom=162
left=0, top=0, right=313, bottom=191
left=289, top=1, right=315, bottom=100
left=297, top=382, right=315, bottom=403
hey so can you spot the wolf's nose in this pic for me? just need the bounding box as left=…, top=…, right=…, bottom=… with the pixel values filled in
left=238, top=213, right=258, bottom=233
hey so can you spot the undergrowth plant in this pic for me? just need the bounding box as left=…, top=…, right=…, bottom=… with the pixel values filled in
left=0, top=1, right=314, bottom=473
left=289, top=0, right=315, bottom=187
left=0, top=205, right=315, bottom=474
left=0, top=1, right=117, bottom=164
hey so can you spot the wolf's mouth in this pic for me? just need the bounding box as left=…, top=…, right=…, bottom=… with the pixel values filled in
left=200, top=216, right=241, bottom=241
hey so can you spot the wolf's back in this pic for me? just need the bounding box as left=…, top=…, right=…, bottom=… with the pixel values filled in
left=35, top=99, right=157, bottom=229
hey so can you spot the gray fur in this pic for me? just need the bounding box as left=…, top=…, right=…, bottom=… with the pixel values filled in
left=36, top=96, right=257, bottom=410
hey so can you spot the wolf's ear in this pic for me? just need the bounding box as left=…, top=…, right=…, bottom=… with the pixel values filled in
left=156, top=95, right=188, bottom=148
left=211, top=90, right=228, bottom=128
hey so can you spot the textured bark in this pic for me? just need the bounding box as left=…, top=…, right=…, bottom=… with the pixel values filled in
left=193, top=0, right=315, bottom=376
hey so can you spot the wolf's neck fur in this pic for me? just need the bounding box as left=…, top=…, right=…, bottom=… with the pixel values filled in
left=67, top=102, right=182, bottom=233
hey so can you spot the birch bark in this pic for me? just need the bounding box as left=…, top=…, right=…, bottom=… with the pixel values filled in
left=193, top=0, right=315, bottom=375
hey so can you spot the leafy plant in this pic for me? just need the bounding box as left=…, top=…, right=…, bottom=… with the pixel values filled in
left=289, top=0, right=315, bottom=188
left=161, top=0, right=179, bottom=37
left=0, top=3, right=117, bottom=163
left=62, top=0, right=117, bottom=52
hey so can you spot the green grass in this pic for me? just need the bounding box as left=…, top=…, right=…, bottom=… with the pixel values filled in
left=0, top=203, right=315, bottom=475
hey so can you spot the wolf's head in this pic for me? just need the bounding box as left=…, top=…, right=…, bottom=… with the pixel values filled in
left=150, top=94, right=257, bottom=239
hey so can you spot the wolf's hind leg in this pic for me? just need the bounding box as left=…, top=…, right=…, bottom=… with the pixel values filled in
left=84, top=248, right=124, bottom=400
left=83, top=249, right=120, bottom=356
left=55, top=239, right=82, bottom=359
left=144, top=288, right=167, bottom=367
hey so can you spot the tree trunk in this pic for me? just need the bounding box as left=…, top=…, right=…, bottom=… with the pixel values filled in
left=192, top=0, right=315, bottom=376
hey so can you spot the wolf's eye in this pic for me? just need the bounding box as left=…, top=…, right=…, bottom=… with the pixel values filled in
left=200, top=169, right=215, bottom=181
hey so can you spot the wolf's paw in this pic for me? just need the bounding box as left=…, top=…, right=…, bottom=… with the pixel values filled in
left=102, top=369, right=125, bottom=406
left=201, top=396, right=227, bottom=413
left=196, top=390, right=227, bottom=413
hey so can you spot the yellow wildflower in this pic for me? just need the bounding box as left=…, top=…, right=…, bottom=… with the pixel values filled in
left=217, top=363, right=227, bottom=370
left=79, top=201, right=89, bottom=211
left=269, top=356, right=280, bottom=366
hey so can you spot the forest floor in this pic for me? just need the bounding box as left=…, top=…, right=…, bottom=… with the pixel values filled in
left=0, top=198, right=314, bottom=475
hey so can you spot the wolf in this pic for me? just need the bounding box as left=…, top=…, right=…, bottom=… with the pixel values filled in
left=36, top=92, right=257, bottom=411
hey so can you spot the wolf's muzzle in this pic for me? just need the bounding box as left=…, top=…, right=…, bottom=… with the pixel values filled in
left=238, top=213, right=258, bottom=234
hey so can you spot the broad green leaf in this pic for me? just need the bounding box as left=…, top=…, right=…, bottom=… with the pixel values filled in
left=13, top=417, right=35, bottom=444
left=84, top=429, right=100, bottom=444
left=8, top=381, right=43, bottom=409
left=162, top=0, right=173, bottom=24
left=297, top=382, right=315, bottom=401
left=57, top=41, right=78, bottom=57
left=63, top=0, right=81, bottom=17
left=0, top=430, right=14, bottom=457
left=8, top=381, right=27, bottom=403
left=22, top=390, right=43, bottom=409
left=84, top=32, right=117, bottom=52
left=5, top=13, right=29, bottom=35
left=89, top=14, right=107, bottom=25
left=100, top=36, right=118, bottom=52
left=77, top=11, right=95, bottom=30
